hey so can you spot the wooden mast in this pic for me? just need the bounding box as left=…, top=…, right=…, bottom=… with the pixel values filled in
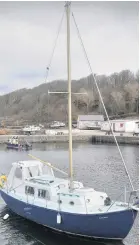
left=65, top=2, right=73, bottom=189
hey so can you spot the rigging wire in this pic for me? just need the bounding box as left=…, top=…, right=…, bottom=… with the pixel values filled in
left=45, top=10, right=65, bottom=123
left=71, top=10, right=134, bottom=191
left=45, top=10, right=65, bottom=83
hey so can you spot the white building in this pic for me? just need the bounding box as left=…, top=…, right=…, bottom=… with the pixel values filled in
left=77, top=115, right=104, bottom=130
left=125, top=121, right=139, bottom=133
left=101, top=120, right=139, bottom=133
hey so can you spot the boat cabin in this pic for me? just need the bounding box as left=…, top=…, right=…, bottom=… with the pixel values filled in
left=8, top=136, right=19, bottom=145
left=5, top=160, right=110, bottom=213
left=7, top=160, right=54, bottom=189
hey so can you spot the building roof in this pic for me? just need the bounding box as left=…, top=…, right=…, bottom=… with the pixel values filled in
left=78, top=115, right=104, bottom=121
left=107, top=119, right=139, bottom=123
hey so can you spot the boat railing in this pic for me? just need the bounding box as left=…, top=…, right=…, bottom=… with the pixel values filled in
left=127, top=189, right=139, bottom=208
left=8, top=183, right=24, bottom=194
left=107, top=188, right=139, bottom=212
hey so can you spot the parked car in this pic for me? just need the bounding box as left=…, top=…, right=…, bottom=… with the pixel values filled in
left=22, top=125, right=41, bottom=135
left=49, top=121, right=65, bottom=129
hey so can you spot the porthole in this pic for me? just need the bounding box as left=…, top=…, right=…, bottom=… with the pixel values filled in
left=69, top=201, right=74, bottom=205
left=104, top=197, right=111, bottom=206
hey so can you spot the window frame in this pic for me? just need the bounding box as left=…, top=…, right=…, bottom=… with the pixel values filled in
left=25, top=186, right=35, bottom=196
left=38, top=189, right=46, bottom=199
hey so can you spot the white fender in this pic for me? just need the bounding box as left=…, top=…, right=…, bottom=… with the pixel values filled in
left=57, top=213, right=61, bottom=224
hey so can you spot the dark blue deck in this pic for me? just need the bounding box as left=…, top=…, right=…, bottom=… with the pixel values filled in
left=0, top=190, right=137, bottom=240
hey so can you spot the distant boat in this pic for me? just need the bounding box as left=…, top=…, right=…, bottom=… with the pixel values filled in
left=0, top=2, right=138, bottom=241
left=6, top=136, right=32, bottom=150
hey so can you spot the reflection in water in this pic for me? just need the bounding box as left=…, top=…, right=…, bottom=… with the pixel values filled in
left=32, top=142, right=82, bottom=151
left=0, top=206, right=124, bottom=245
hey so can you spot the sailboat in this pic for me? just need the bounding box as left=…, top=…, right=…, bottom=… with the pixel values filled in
left=0, top=2, right=139, bottom=241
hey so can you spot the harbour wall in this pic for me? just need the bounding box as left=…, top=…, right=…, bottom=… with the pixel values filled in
left=0, top=134, right=138, bottom=145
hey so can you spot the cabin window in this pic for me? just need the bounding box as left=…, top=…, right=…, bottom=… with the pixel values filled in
left=69, top=201, right=74, bottom=205
left=15, top=168, right=22, bottom=179
left=38, top=189, right=46, bottom=199
left=25, top=186, right=34, bottom=196
left=28, top=167, right=33, bottom=177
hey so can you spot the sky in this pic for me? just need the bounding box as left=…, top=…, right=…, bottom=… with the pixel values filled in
left=0, top=1, right=139, bottom=94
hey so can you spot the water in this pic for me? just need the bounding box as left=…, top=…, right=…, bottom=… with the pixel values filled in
left=0, top=142, right=139, bottom=245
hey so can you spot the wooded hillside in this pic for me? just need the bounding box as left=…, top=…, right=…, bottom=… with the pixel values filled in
left=0, top=69, right=138, bottom=124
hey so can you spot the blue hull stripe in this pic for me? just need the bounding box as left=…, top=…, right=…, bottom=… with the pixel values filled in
left=0, top=190, right=137, bottom=240
left=6, top=143, right=32, bottom=150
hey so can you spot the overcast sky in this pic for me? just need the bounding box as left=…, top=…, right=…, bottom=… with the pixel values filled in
left=0, top=1, right=138, bottom=94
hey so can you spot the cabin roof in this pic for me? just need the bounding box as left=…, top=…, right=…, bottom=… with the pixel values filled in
left=28, top=175, right=67, bottom=186
left=12, top=160, right=43, bottom=168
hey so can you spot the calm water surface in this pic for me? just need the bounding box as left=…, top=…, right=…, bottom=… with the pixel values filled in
left=0, top=142, right=139, bottom=245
